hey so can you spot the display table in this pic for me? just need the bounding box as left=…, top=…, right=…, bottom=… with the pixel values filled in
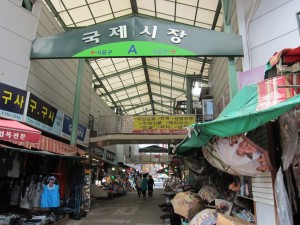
left=90, top=184, right=109, bottom=198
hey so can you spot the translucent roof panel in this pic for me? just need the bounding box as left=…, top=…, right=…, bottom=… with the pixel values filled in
left=44, top=0, right=221, bottom=115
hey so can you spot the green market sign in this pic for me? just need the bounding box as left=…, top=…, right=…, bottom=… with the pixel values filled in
left=31, top=15, right=243, bottom=59
left=74, top=41, right=194, bottom=58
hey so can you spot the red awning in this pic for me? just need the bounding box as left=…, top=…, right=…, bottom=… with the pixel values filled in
left=9, top=135, right=86, bottom=156
left=0, top=119, right=41, bottom=143
left=269, top=46, right=300, bottom=67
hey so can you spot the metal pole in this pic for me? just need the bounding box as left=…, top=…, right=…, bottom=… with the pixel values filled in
left=71, top=58, right=84, bottom=145
left=186, top=77, right=193, bottom=114
left=222, top=0, right=238, bottom=99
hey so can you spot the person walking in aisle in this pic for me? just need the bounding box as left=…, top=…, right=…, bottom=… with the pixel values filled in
left=141, top=174, right=148, bottom=200
left=136, top=174, right=142, bottom=197
left=147, top=175, right=154, bottom=197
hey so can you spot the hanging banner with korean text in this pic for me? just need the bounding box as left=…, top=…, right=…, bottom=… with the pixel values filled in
left=31, top=16, right=243, bottom=59
left=133, top=115, right=195, bottom=134
left=0, top=82, right=27, bottom=121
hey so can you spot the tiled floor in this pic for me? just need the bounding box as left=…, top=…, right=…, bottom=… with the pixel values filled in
left=66, top=188, right=166, bottom=225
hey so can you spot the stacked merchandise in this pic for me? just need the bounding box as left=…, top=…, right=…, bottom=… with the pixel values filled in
left=81, top=171, right=91, bottom=212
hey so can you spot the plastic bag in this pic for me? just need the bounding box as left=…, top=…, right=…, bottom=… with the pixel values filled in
left=198, top=185, right=219, bottom=203
left=279, top=109, right=298, bottom=171
left=275, top=167, right=293, bottom=225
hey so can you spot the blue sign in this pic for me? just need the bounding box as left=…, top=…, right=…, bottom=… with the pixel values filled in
left=0, top=82, right=27, bottom=121
left=62, top=114, right=72, bottom=135
left=62, top=114, right=89, bottom=147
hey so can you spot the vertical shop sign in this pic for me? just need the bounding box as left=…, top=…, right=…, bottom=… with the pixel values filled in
left=25, top=92, right=63, bottom=136
left=61, top=114, right=90, bottom=147
left=0, top=82, right=28, bottom=121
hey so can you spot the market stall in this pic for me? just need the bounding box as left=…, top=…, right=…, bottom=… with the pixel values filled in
left=0, top=143, right=88, bottom=224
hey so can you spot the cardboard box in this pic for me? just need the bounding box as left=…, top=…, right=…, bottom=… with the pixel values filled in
left=216, top=213, right=252, bottom=225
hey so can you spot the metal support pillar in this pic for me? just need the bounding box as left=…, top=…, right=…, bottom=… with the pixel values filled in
left=222, top=0, right=238, bottom=99
left=23, top=0, right=33, bottom=11
left=186, top=77, right=193, bottom=114
left=71, top=58, right=84, bottom=146
left=228, top=57, right=238, bottom=99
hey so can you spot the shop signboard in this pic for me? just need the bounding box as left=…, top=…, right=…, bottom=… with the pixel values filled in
left=0, top=82, right=28, bottom=121
left=106, top=150, right=116, bottom=162
left=25, top=92, right=63, bottom=136
left=89, top=147, right=104, bottom=158
left=133, top=115, right=195, bottom=134
left=61, top=114, right=90, bottom=147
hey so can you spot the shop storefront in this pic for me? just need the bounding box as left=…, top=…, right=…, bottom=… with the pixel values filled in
left=0, top=82, right=92, bottom=223
left=172, top=47, right=300, bottom=224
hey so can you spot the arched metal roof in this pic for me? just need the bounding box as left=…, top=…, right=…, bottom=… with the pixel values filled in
left=44, top=0, right=223, bottom=115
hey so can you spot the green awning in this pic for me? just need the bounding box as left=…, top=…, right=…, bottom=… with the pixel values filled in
left=176, top=84, right=300, bottom=154
left=175, top=131, right=212, bottom=154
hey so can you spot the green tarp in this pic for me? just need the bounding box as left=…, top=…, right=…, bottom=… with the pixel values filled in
left=176, top=84, right=300, bottom=154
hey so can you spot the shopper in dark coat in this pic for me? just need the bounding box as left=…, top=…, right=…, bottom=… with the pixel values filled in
left=141, top=174, right=148, bottom=200
left=147, top=175, right=154, bottom=197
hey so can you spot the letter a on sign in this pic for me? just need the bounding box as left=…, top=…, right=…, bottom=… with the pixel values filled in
left=128, top=45, right=137, bottom=54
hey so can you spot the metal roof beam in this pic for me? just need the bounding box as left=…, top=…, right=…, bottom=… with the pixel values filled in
left=86, top=62, right=119, bottom=109
left=142, top=57, right=155, bottom=115
left=154, top=109, right=172, bottom=115
left=92, top=65, right=144, bottom=82
left=150, top=81, right=185, bottom=93
left=152, top=93, right=176, bottom=101
left=93, top=84, right=103, bottom=90
left=44, top=0, right=69, bottom=31
left=222, top=0, right=234, bottom=29
left=130, top=0, right=138, bottom=13
left=99, top=81, right=147, bottom=97
left=183, top=57, right=212, bottom=64
left=114, top=92, right=149, bottom=104
left=92, top=64, right=207, bottom=84
left=148, top=65, right=208, bottom=84
left=126, top=102, right=151, bottom=112
left=173, top=107, right=186, bottom=113
left=147, top=65, right=185, bottom=78
left=135, top=109, right=153, bottom=115
left=153, top=101, right=173, bottom=109
left=199, top=1, right=222, bottom=77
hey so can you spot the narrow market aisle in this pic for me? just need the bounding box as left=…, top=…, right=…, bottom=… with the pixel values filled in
left=66, top=188, right=166, bottom=225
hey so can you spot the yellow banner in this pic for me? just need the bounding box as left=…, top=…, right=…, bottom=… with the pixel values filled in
left=133, top=115, right=195, bottom=134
